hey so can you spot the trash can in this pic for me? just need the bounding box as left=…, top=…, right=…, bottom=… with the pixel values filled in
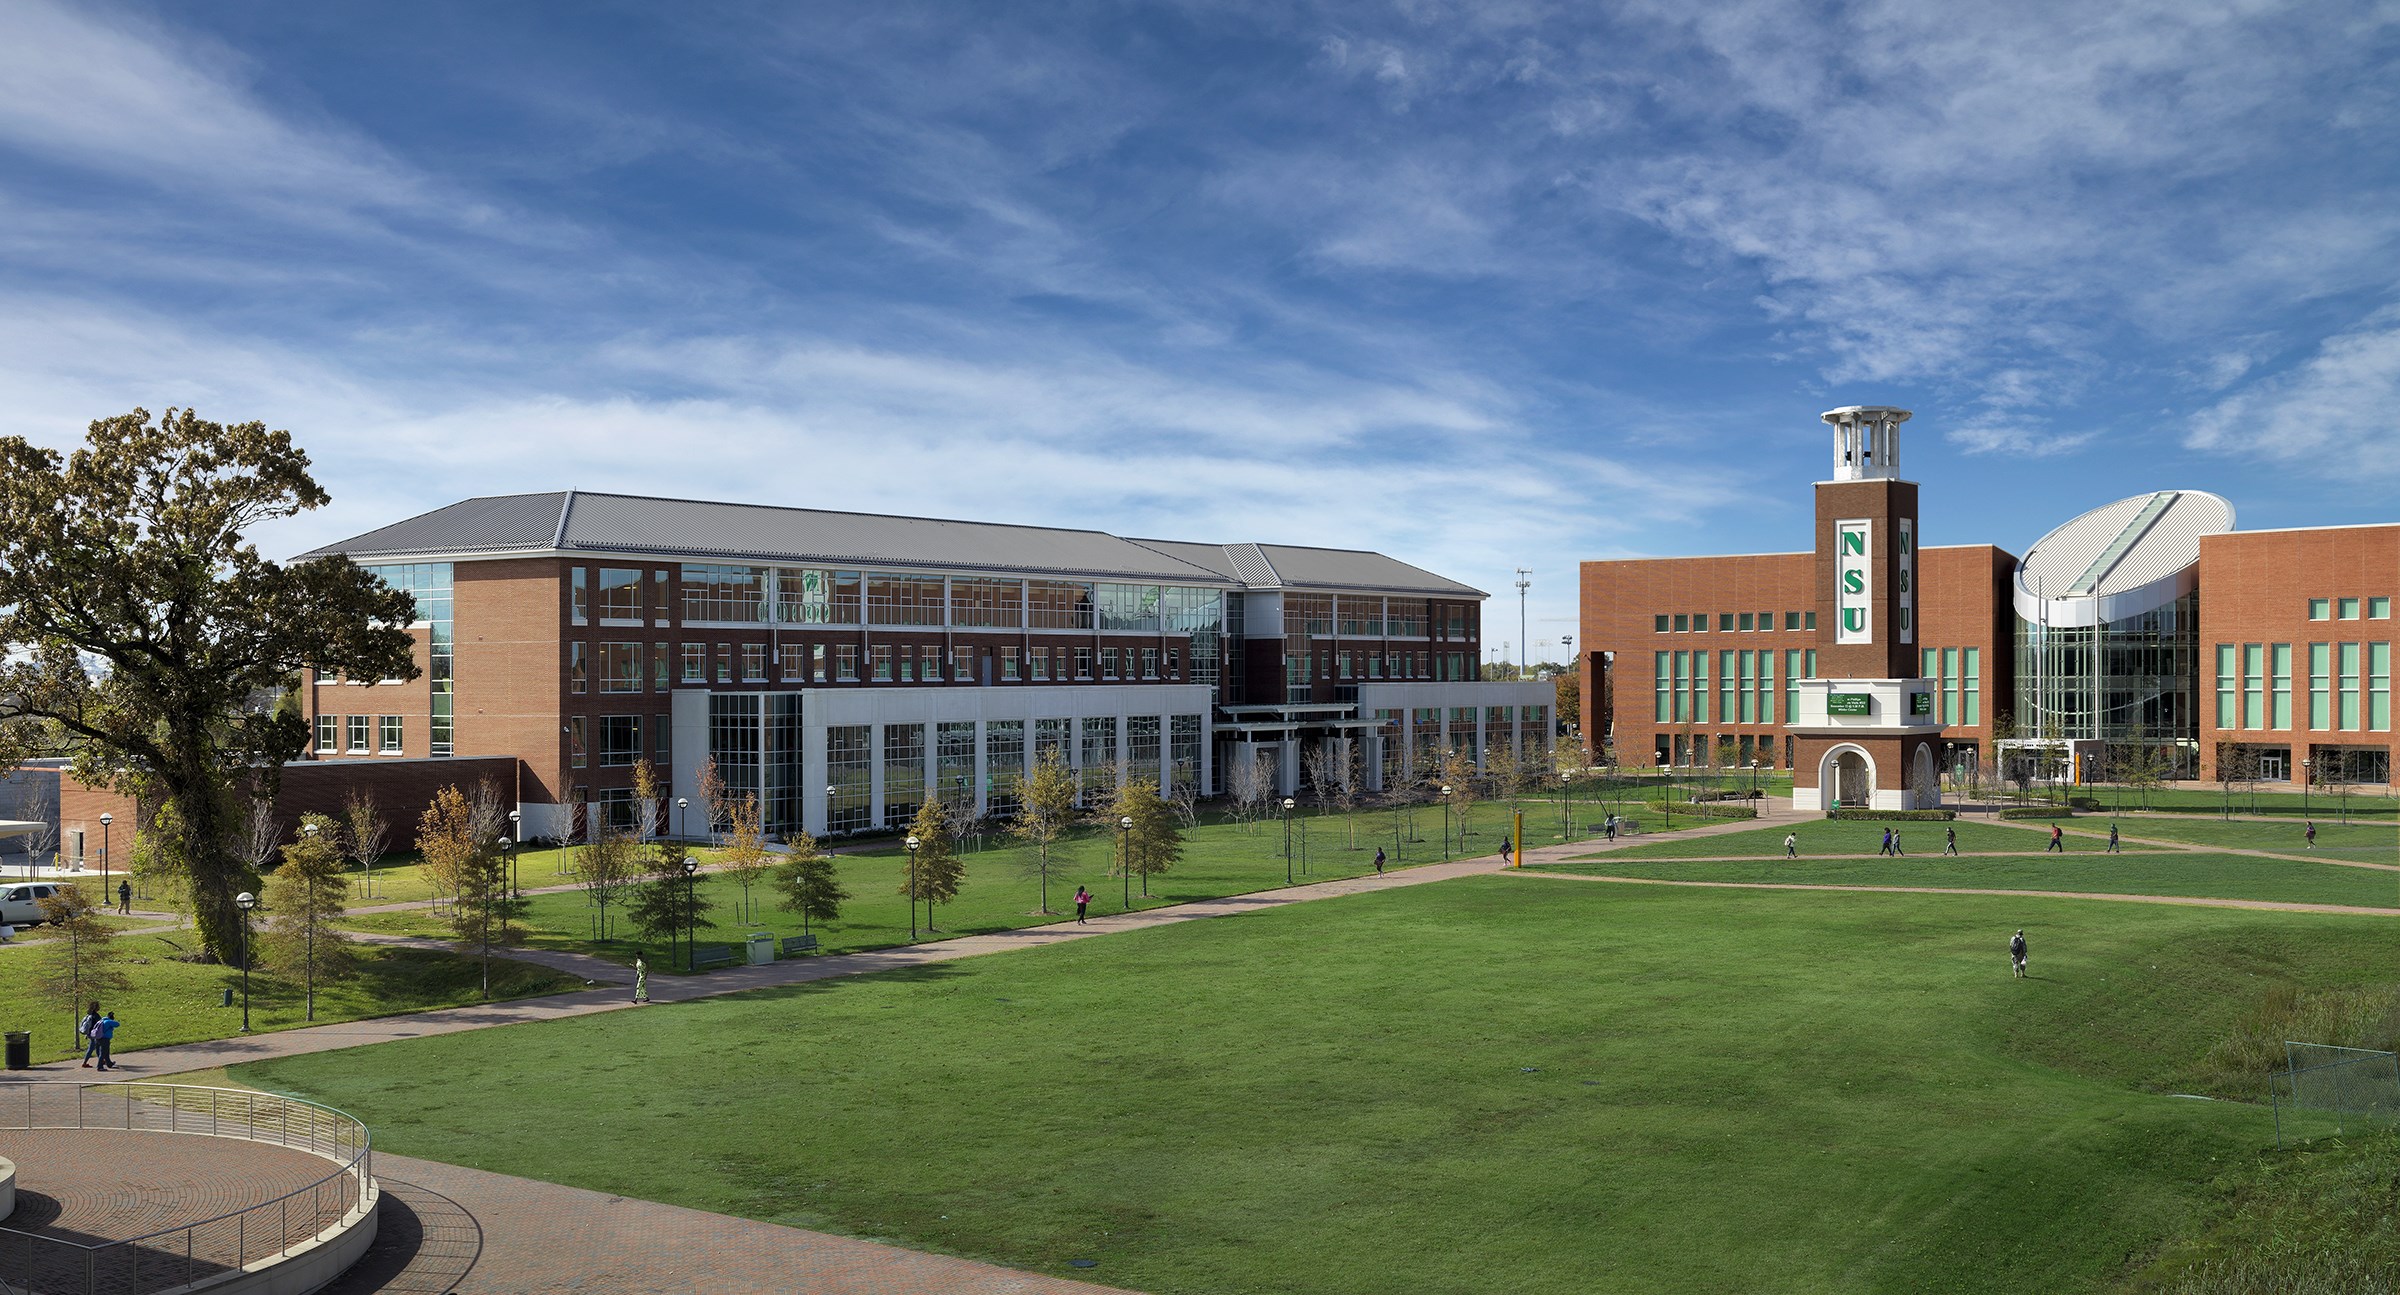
left=4, top=1031, right=29, bottom=1071
left=745, top=933, right=776, bottom=966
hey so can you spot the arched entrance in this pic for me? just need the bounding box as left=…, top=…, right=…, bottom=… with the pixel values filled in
left=1910, top=744, right=1939, bottom=810
left=1822, top=744, right=1874, bottom=808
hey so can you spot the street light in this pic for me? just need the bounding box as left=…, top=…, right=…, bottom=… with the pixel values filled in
left=507, top=810, right=522, bottom=893
left=681, top=856, right=699, bottom=969
left=1440, top=785, right=1453, bottom=860
left=300, top=822, right=322, bottom=1020
left=825, top=784, right=837, bottom=834
left=1281, top=797, right=1296, bottom=886
left=2302, top=758, right=2312, bottom=820
left=676, top=797, right=689, bottom=841
left=98, top=812, right=112, bottom=888
left=234, top=890, right=258, bottom=1033
left=905, top=835, right=921, bottom=941
left=1119, top=814, right=1134, bottom=910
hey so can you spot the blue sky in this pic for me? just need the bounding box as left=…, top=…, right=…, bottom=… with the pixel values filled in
left=3, top=1, right=2398, bottom=661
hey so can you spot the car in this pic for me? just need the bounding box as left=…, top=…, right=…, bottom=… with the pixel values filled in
left=0, top=883, right=79, bottom=926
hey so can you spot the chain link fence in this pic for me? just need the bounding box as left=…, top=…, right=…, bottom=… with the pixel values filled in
left=2272, top=1041, right=2400, bottom=1147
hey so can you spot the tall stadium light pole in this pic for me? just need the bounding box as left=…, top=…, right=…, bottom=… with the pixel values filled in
left=1515, top=568, right=1532, bottom=678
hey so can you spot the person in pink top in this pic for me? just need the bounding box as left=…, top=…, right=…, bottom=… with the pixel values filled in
left=1073, top=886, right=1091, bottom=923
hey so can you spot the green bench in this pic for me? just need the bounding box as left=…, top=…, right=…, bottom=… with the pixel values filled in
left=780, top=934, right=819, bottom=957
left=690, top=944, right=738, bottom=971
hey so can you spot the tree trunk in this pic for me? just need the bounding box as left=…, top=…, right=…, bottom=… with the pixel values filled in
left=168, top=759, right=247, bottom=965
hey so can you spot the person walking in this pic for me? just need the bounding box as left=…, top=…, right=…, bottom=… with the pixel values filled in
left=632, top=955, right=649, bottom=1005
left=1892, top=831, right=1906, bottom=857
left=1605, top=816, right=1618, bottom=842
left=1073, top=886, right=1091, bottom=924
left=116, top=879, right=131, bottom=915
left=2046, top=825, right=2064, bottom=853
left=2306, top=820, right=2317, bottom=850
left=1499, top=838, right=1514, bottom=867
left=77, top=1002, right=100, bottom=1068
left=2009, top=929, right=2029, bottom=979
left=2107, top=824, right=2121, bottom=853
left=1373, top=846, right=1386, bottom=874
left=1783, top=831, right=1798, bottom=858
left=92, top=1011, right=121, bottom=1070
left=1944, top=827, right=1958, bottom=856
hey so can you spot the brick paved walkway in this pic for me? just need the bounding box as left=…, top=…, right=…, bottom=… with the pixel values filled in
left=0, top=1127, right=332, bottom=1242
left=313, top=1153, right=1133, bottom=1295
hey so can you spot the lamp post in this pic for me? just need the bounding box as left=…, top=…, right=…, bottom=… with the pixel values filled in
left=824, top=785, right=837, bottom=835
left=676, top=797, right=689, bottom=842
left=2302, top=758, right=2312, bottom=821
left=1119, top=814, right=1134, bottom=910
left=508, top=810, right=522, bottom=892
left=905, top=835, right=921, bottom=941
left=681, top=856, right=698, bottom=969
left=234, top=890, right=257, bottom=1033
left=98, top=812, right=112, bottom=888
left=1440, top=785, right=1453, bottom=860
left=1281, top=798, right=1296, bottom=885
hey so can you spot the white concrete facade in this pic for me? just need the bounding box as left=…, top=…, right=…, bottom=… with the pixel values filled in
left=1789, top=677, right=1946, bottom=812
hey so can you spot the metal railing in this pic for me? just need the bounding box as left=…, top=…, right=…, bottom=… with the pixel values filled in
left=0, top=1083, right=372, bottom=1295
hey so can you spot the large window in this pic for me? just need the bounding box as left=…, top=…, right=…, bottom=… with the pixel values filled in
left=655, top=641, right=670, bottom=691
left=1338, top=596, right=1385, bottom=637
left=2372, top=642, right=2392, bottom=732
left=599, top=716, right=643, bottom=766
left=597, top=568, right=644, bottom=621
left=827, top=725, right=872, bottom=833
left=315, top=715, right=337, bottom=753
left=2341, top=642, right=2362, bottom=730
left=2215, top=644, right=2237, bottom=729
left=1096, top=584, right=1160, bottom=632
left=774, top=569, right=857, bottom=625
left=883, top=724, right=926, bottom=827
left=569, top=715, right=587, bottom=768
left=1080, top=717, right=1118, bottom=800
left=2310, top=642, right=2331, bottom=729
left=951, top=577, right=1022, bottom=628
left=936, top=722, right=976, bottom=808
left=987, top=719, right=1026, bottom=816
left=2271, top=643, right=2292, bottom=729
left=780, top=643, right=805, bottom=682
left=599, top=643, right=642, bottom=694
left=837, top=644, right=859, bottom=682
left=363, top=562, right=455, bottom=756
left=569, top=642, right=588, bottom=695
left=2244, top=643, right=2266, bottom=729
left=867, top=573, right=945, bottom=626
left=1034, top=717, right=1071, bottom=770
left=743, top=643, right=767, bottom=682
left=1128, top=715, right=1162, bottom=786
left=379, top=715, right=403, bottom=754
left=682, top=565, right=763, bottom=623
left=1170, top=714, right=1202, bottom=795
left=682, top=643, right=705, bottom=683
left=570, top=567, right=588, bottom=625
left=1029, top=581, right=1094, bottom=630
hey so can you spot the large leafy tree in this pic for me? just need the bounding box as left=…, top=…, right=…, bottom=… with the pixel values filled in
left=0, top=410, right=416, bottom=964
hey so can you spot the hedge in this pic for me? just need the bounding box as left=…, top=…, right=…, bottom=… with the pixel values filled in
left=1998, top=806, right=2076, bottom=820
left=1824, top=808, right=1958, bottom=821
left=1640, top=800, right=1758, bottom=820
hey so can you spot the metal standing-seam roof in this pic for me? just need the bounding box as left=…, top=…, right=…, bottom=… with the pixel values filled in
left=300, top=491, right=1486, bottom=595
left=2014, top=490, right=2235, bottom=628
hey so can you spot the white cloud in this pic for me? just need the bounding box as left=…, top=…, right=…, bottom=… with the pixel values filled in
left=1944, top=417, right=2096, bottom=459
left=2187, top=307, right=2400, bottom=475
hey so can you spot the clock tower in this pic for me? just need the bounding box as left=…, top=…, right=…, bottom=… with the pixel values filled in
left=1789, top=407, right=1945, bottom=811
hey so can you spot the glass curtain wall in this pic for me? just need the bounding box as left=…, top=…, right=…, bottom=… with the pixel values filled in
left=2015, top=591, right=2200, bottom=775
left=365, top=563, right=454, bottom=755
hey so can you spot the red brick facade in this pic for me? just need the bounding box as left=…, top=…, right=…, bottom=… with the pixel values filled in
left=2196, top=525, right=2400, bottom=787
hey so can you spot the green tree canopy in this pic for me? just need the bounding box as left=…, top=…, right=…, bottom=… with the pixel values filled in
left=773, top=831, right=848, bottom=933
left=0, top=410, right=416, bottom=963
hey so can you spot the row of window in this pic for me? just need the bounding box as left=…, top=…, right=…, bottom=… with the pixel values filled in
left=314, top=714, right=405, bottom=755
left=1653, top=649, right=1812, bottom=725
left=2213, top=641, right=2394, bottom=733
left=2306, top=597, right=2394, bottom=621
left=568, top=714, right=671, bottom=769
left=564, top=640, right=1198, bottom=694
left=1916, top=646, right=1986, bottom=727
left=1653, top=611, right=1818, bottom=634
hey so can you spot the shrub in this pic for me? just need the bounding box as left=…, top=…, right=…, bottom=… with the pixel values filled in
left=1998, top=806, right=2076, bottom=820
left=1824, top=808, right=1957, bottom=821
left=1641, top=800, right=1756, bottom=820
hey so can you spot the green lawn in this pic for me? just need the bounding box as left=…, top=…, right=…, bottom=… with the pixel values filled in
left=2036, top=785, right=2400, bottom=820
left=1589, top=819, right=2116, bottom=860
left=1535, top=854, right=2400, bottom=910
left=0, top=931, right=579, bottom=1063
left=2101, top=817, right=2400, bottom=862
left=337, top=805, right=1526, bottom=972
left=235, top=881, right=2400, bottom=1294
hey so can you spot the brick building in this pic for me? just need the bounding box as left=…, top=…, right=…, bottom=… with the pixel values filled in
left=1582, top=406, right=2400, bottom=794
left=288, top=491, right=1553, bottom=843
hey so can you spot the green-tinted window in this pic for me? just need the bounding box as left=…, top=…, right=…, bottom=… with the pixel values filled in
left=1784, top=649, right=1802, bottom=725
left=1804, top=611, right=1817, bottom=630
left=1673, top=614, right=1688, bottom=632
left=2214, top=644, right=2237, bottom=730
left=2372, top=597, right=2393, bottom=620
left=1719, top=650, right=1738, bottom=724
left=1962, top=647, right=1981, bottom=725
left=1942, top=647, right=1960, bottom=725
left=2340, top=642, right=2362, bottom=730
left=2340, top=598, right=2361, bottom=620
left=1785, top=611, right=1801, bottom=630
left=1738, top=612, right=1753, bottom=631
left=2371, top=642, right=2391, bottom=732
left=1758, top=650, right=1776, bottom=725
left=1672, top=652, right=1689, bottom=722
left=2309, top=643, right=2331, bottom=729
left=2271, top=643, right=2293, bottom=730
left=2243, top=643, right=2266, bottom=730
left=1654, top=652, right=1671, bottom=723
left=1654, top=614, right=1670, bottom=633
left=1693, top=612, right=1709, bottom=633
left=1693, top=651, right=1710, bottom=722
left=1921, top=648, right=1937, bottom=679
left=2309, top=598, right=2330, bottom=620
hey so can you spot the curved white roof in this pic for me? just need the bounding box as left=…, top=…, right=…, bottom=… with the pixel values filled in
left=2015, top=490, right=2233, bottom=628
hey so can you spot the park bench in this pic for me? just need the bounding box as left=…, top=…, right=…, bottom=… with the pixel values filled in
left=1587, top=818, right=1642, bottom=835
left=780, top=934, right=819, bottom=957
left=690, top=944, right=738, bottom=971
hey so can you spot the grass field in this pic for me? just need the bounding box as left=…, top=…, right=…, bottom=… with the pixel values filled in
left=0, top=931, right=579, bottom=1063
left=336, top=805, right=1532, bottom=971
left=2099, top=817, right=2400, bottom=862
left=235, top=880, right=2400, bottom=1294
left=1592, top=819, right=2126, bottom=860
left=1535, top=855, right=2400, bottom=909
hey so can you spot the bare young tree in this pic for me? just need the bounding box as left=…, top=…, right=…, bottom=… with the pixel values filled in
left=1168, top=778, right=1201, bottom=832
left=34, top=885, right=131, bottom=1044
left=341, top=789, right=390, bottom=900
left=241, top=797, right=282, bottom=879
left=1331, top=741, right=1365, bottom=849
left=19, top=775, right=57, bottom=876
left=574, top=817, right=644, bottom=941
left=696, top=755, right=730, bottom=844
left=1228, top=750, right=1276, bottom=833
left=719, top=793, right=773, bottom=924
left=259, top=813, right=353, bottom=1021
